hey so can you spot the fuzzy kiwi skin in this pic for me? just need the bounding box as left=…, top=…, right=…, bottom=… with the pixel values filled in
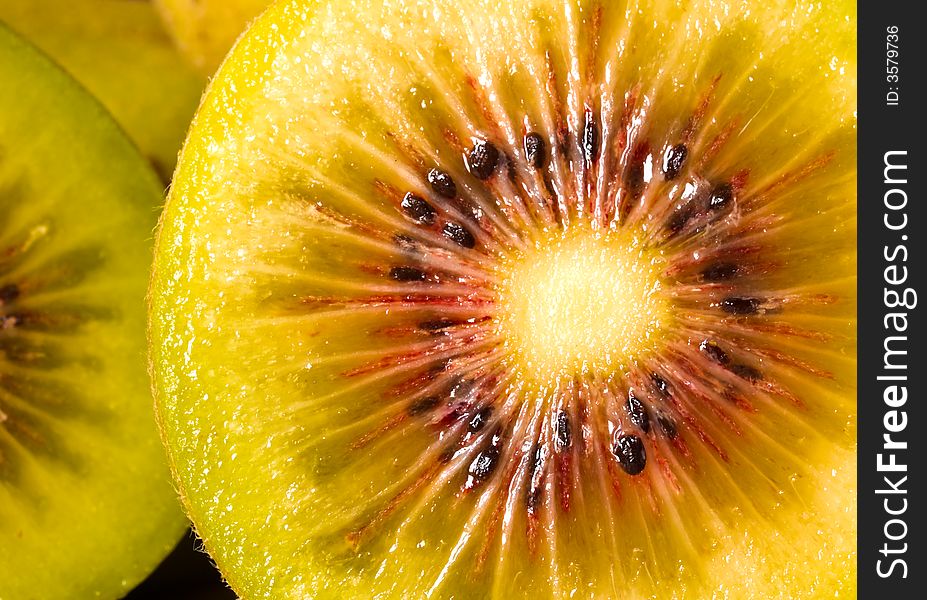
left=150, top=0, right=855, bottom=598
left=0, top=0, right=204, bottom=181
left=0, top=25, right=186, bottom=599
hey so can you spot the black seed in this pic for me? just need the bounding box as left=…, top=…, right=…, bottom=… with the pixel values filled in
left=708, top=183, right=734, bottom=211
left=389, top=266, right=426, bottom=282
left=701, top=262, right=739, bottom=282
left=400, top=192, right=437, bottom=225
left=0, top=283, right=20, bottom=304
left=467, top=431, right=502, bottom=487
left=419, top=318, right=458, bottom=332
left=650, top=373, right=670, bottom=397
left=408, top=396, right=440, bottom=416
left=662, top=143, right=688, bottom=180
left=582, top=110, right=599, bottom=165
left=427, top=168, right=457, bottom=199
left=626, top=391, right=651, bottom=433
left=468, top=406, right=493, bottom=433
left=467, top=140, right=500, bottom=180
left=720, top=296, right=761, bottom=315
left=730, top=364, right=763, bottom=381
left=699, top=339, right=730, bottom=365
left=554, top=411, right=572, bottom=451
left=612, top=433, right=647, bottom=476
left=657, top=414, right=678, bottom=440
left=524, top=132, right=547, bottom=169
left=442, top=221, right=476, bottom=249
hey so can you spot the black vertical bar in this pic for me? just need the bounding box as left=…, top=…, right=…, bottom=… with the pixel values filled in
left=858, top=0, right=925, bottom=596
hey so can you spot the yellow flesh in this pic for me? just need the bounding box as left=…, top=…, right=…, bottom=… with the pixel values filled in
left=498, top=227, right=668, bottom=384
left=0, top=25, right=185, bottom=599
left=151, top=0, right=856, bottom=598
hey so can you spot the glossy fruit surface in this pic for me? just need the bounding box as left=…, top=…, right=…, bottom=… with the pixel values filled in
left=151, top=0, right=855, bottom=597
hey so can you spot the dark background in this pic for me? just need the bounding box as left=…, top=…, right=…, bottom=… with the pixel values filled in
left=125, top=530, right=235, bottom=599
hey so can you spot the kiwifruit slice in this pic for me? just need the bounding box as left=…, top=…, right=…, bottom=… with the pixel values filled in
left=154, top=0, right=271, bottom=75
left=150, top=0, right=856, bottom=597
left=0, top=25, right=185, bottom=598
left=0, top=0, right=204, bottom=180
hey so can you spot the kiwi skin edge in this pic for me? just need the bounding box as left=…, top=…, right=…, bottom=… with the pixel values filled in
left=150, top=0, right=856, bottom=598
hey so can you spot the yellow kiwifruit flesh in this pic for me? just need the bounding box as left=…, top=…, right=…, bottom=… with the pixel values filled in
left=150, top=0, right=855, bottom=597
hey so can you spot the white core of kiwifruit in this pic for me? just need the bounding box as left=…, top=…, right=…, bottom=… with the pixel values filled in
left=496, top=226, right=668, bottom=383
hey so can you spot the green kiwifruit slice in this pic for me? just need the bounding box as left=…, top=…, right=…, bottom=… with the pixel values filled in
left=0, top=0, right=204, bottom=181
left=0, top=24, right=185, bottom=599
left=150, top=0, right=856, bottom=597
left=154, top=0, right=271, bottom=75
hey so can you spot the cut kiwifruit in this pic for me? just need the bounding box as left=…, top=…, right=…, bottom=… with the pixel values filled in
left=0, top=24, right=185, bottom=599
left=154, top=0, right=271, bottom=75
left=0, top=0, right=204, bottom=181
left=150, top=0, right=856, bottom=597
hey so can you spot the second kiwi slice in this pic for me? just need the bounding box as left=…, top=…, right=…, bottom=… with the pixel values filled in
left=0, top=24, right=185, bottom=599
left=150, top=0, right=856, bottom=597
left=0, top=0, right=204, bottom=181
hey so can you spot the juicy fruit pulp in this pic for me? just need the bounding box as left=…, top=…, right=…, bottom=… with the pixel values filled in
left=497, top=227, right=668, bottom=382
left=151, top=0, right=856, bottom=598
left=0, top=0, right=204, bottom=181
left=0, top=25, right=185, bottom=599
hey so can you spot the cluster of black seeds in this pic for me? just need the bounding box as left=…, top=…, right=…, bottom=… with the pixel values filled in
left=375, top=119, right=761, bottom=490
left=343, top=92, right=792, bottom=538
left=388, top=143, right=525, bottom=279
